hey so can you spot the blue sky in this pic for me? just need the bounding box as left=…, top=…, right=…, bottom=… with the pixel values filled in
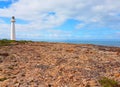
left=0, top=0, right=120, bottom=41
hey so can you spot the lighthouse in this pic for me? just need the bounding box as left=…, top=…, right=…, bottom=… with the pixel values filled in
left=11, top=16, right=16, bottom=40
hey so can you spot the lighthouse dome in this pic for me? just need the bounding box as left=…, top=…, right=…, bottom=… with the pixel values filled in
left=11, top=16, right=15, bottom=22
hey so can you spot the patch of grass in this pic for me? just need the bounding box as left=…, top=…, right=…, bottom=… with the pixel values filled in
left=0, top=77, right=7, bottom=81
left=16, top=40, right=32, bottom=44
left=8, top=66, right=14, bottom=70
left=99, top=77, right=119, bottom=87
left=52, top=48, right=59, bottom=51
left=0, top=39, right=33, bottom=46
left=0, top=39, right=15, bottom=46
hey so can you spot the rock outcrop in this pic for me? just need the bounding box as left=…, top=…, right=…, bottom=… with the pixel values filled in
left=0, top=42, right=120, bottom=87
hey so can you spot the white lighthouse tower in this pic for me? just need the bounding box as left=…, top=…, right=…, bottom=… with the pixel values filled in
left=11, top=16, right=16, bottom=40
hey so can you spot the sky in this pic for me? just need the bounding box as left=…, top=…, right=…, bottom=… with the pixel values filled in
left=0, top=0, right=120, bottom=41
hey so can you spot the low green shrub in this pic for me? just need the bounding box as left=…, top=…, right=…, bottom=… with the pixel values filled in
left=0, top=39, right=15, bottom=46
left=17, top=40, right=32, bottom=44
left=0, top=77, right=7, bottom=81
left=0, top=39, right=32, bottom=46
left=99, top=77, right=119, bottom=87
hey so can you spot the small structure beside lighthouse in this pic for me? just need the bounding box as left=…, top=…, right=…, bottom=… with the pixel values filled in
left=11, top=16, right=16, bottom=40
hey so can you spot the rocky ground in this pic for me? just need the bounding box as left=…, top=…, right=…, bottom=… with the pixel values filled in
left=0, top=42, right=120, bottom=87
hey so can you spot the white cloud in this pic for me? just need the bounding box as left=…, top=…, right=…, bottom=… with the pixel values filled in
left=0, top=19, right=5, bottom=23
left=76, top=23, right=85, bottom=29
left=1, top=0, right=120, bottom=27
left=0, top=0, right=120, bottom=39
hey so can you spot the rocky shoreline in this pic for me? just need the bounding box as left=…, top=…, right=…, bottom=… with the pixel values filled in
left=0, top=41, right=120, bottom=87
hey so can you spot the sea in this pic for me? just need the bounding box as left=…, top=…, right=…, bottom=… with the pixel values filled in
left=39, top=40, right=120, bottom=47
left=63, top=40, right=120, bottom=47
left=17, top=38, right=120, bottom=47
